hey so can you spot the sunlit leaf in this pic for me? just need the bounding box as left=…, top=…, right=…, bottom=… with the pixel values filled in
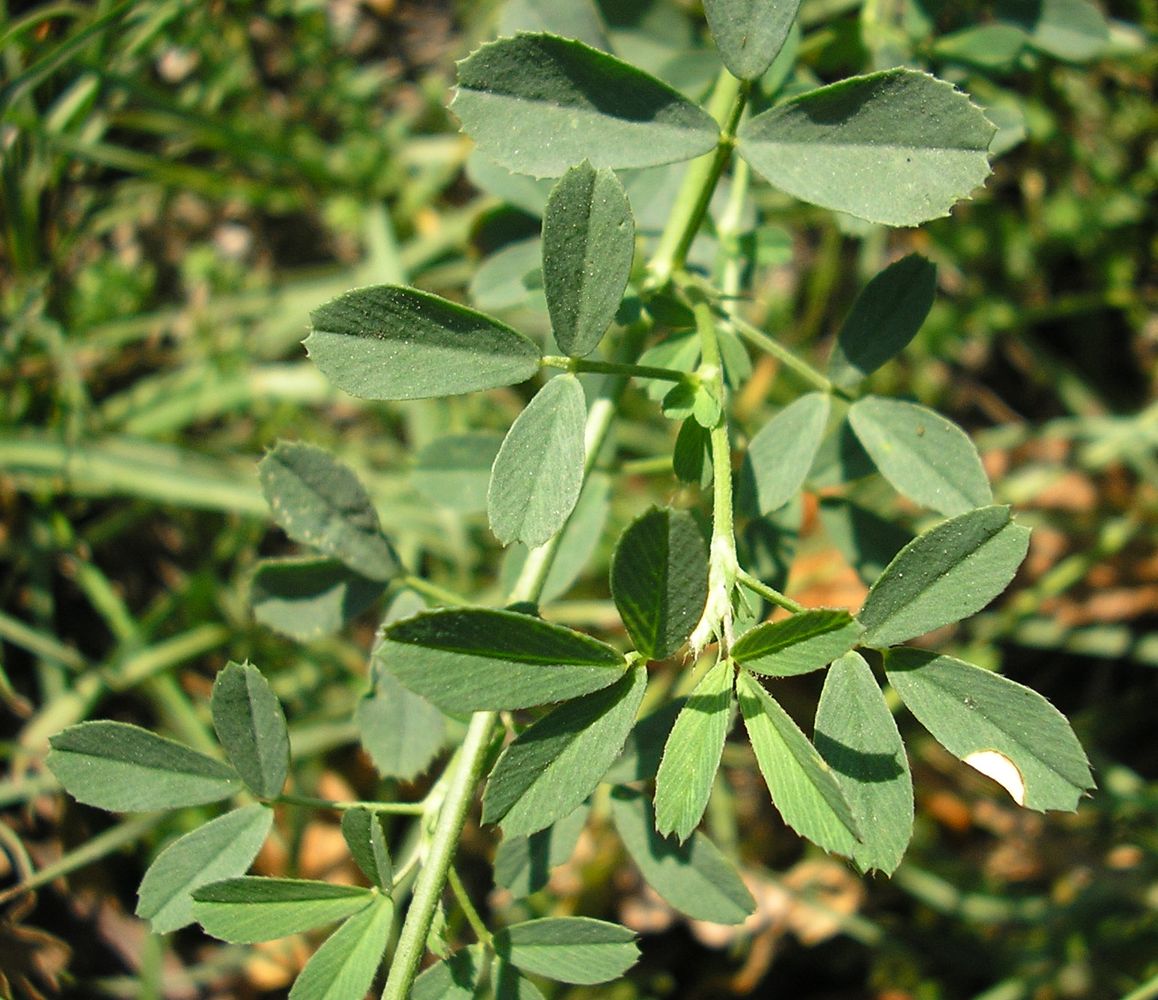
left=483, top=665, right=646, bottom=836
left=739, top=393, right=830, bottom=515
left=452, top=34, right=719, bottom=177
left=306, top=285, right=541, bottom=400
left=732, top=610, right=862, bottom=677
left=411, top=946, right=484, bottom=1000
left=211, top=661, right=289, bottom=799
left=495, top=917, right=639, bottom=984
left=192, top=878, right=373, bottom=943
left=47, top=722, right=239, bottom=811
left=380, top=608, right=627, bottom=712
left=737, top=69, right=994, bottom=225
left=887, top=648, right=1094, bottom=810
left=703, top=0, right=801, bottom=79
left=859, top=506, right=1030, bottom=648
left=736, top=671, right=859, bottom=855
left=489, top=374, right=586, bottom=548
left=250, top=557, right=385, bottom=640
left=815, top=653, right=912, bottom=874
left=341, top=808, right=393, bottom=890
left=288, top=894, right=393, bottom=1000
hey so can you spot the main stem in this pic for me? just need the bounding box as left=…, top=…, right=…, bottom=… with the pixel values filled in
left=380, top=327, right=647, bottom=1000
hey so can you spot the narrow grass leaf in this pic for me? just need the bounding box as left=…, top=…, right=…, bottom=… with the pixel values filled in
left=827, top=255, right=936, bottom=389
left=737, top=671, right=859, bottom=855
left=815, top=653, right=912, bottom=874
left=654, top=657, right=733, bottom=841
left=495, top=917, right=639, bottom=984
left=411, top=945, right=484, bottom=1000
left=488, top=373, right=586, bottom=548
left=610, top=507, right=708, bottom=660
left=250, top=557, right=385, bottom=640
left=887, top=648, right=1094, bottom=811
left=47, top=722, right=239, bottom=811
left=542, top=162, right=635, bottom=357
left=357, top=663, right=445, bottom=781
left=136, top=805, right=273, bottom=934
left=483, top=665, right=646, bottom=836
left=211, top=662, right=289, bottom=799
left=495, top=804, right=590, bottom=898
left=306, top=285, right=541, bottom=400
left=258, top=441, right=398, bottom=582
left=603, top=698, right=686, bottom=785
left=611, top=788, right=755, bottom=924
left=704, top=0, right=801, bottom=79
left=739, top=393, right=830, bottom=516
left=288, top=894, right=393, bottom=1000
left=452, top=34, right=719, bottom=177
left=381, top=608, right=627, bottom=712
left=737, top=69, right=995, bottom=226
left=341, top=808, right=393, bottom=890
left=859, top=505, right=1030, bottom=648
left=412, top=432, right=505, bottom=514
left=732, top=610, right=862, bottom=677
left=192, top=878, right=373, bottom=943
left=849, top=397, right=992, bottom=516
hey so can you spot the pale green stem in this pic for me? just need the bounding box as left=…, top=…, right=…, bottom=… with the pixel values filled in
left=276, top=792, right=427, bottom=815
left=448, top=866, right=492, bottom=946
left=737, top=568, right=806, bottom=615
left=380, top=326, right=648, bottom=1000
left=688, top=300, right=740, bottom=657
left=725, top=309, right=842, bottom=396
left=650, top=71, right=749, bottom=285
left=541, top=355, right=692, bottom=385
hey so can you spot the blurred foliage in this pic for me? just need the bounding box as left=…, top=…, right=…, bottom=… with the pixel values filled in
left=1, top=0, right=1156, bottom=997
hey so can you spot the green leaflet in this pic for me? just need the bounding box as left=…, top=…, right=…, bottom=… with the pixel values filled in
left=258, top=441, right=398, bottom=582
left=482, top=665, right=646, bottom=836
left=452, top=34, right=720, bottom=177
left=610, top=506, right=708, bottom=660
left=494, top=957, right=549, bottom=1000
left=827, top=254, right=937, bottom=390
left=250, top=557, right=385, bottom=640
left=731, top=609, right=863, bottom=677
left=340, top=808, right=393, bottom=890
left=357, top=661, right=446, bottom=782
left=191, top=878, right=374, bottom=943
left=673, top=419, right=711, bottom=486
left=306, top=285, right=541, bottom=400
left=136, top=805, right=273, bottom=934
left=411, top=945, right=484, bottom=1000
left=542, top=161, right=635, bottom=357
left=211, top=662, right=289, bottom=799
left=736, top=671, right=859, bottom=855
left=488, top=373, right=587, bottom=548
left=932, top=24, right=1027, bottom=70
left=495, top=804, right=590, bottom=898
left=815, top=653, right=912, bottom=874
left=380, top=607, right=627, bottom=712
left=611, top=788, right=754, bottom=925
left=494, top=917, right=639, bottom=985
left=288, top=894, right=393, bottom=1000
left=737, top=69, right=995, bottom=226
left=47, top=722, right=239, bottom=811
left=859, top=505, right=1031, bottom=648
left=739, top=393, right=830, bottom=516
left=703, top=0, right=801, bottom=80
left=412, top=432, right=505, bottom=514
left=603, top=698, right=686, bottom=785
left=849, top=396, right=992, bottom=517
left=887, top=648, right=1094, bottom=811
left=654, top=657, right=733, bottom=842
left=998, top=0, right=1109, bottom=61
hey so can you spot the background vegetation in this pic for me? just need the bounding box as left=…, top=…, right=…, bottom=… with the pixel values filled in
left=1, top=0, right=1155, bottom=997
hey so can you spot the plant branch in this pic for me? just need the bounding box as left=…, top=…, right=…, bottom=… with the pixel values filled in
left=725, top=309, right=843, bottom=396
left=542, top=354, right=691, bottom=384
left=275, top=792, right=427, bottom=815
left=448, top=865, right=492, bottom=946
left=737, top=568, right=806, bottom=614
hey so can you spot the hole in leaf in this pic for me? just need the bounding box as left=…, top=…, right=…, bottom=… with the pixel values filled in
left=964, top=750, right=1026, bottom=806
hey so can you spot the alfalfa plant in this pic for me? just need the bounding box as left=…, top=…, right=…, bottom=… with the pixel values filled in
left=47, top=2, right=1095, bottom=997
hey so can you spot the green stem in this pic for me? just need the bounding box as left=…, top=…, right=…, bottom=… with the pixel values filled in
left=541, top=355, right=691, bottom=384
left=737, top=569, right=805, bottom=614
left=650, top=71, right=749, bottom=285
left=448, top=866, right=492, bottom=946
left=688, top=300, right=740, bottom=656
left=726, top=309, right=842, bottom=396
left=380, top=324, right=649, bottom=1000
left=276, top=792, right=427, bottom=815
left=401, top=574, right=470, bottom=608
